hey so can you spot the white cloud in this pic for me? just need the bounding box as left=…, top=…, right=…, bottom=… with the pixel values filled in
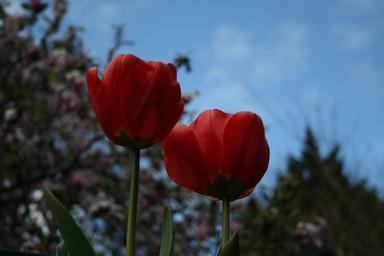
left=195, top=21, right=310, bottom=116
left=213, top=26, right=253, bottom=61
left=197, top=66, right=264, bottom=113
left=69, top=0, right=153, bottom=23
left=298, top=85, right=323, bottom=104
left=330, top=22, right=373, bottom=51
left=338, top=0, right=380, bottom=11
left=66, top=0, right=156, bottom=59
left=350, top=61, right=381, bottom=94
left=68, top=2, right=123, bottom=28
left=209, top=21, right=310, bottom=89
left=252, top=21, right=309, bottom=87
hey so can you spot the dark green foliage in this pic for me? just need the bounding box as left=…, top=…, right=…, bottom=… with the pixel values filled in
left=240, top=128, right=384, bottom=256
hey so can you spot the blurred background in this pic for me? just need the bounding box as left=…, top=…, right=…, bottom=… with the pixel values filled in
left=1, top=0, right=383, bottom=255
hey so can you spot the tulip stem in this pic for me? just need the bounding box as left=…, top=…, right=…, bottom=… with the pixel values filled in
left=221, top=196, right=231, bottom=249
left=126, top=148, right=140, bottom=256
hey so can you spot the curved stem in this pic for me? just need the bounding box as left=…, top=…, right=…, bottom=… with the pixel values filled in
left=221, top=196, right=231, bottom=249
left=126, top=148, right=140, bottom=256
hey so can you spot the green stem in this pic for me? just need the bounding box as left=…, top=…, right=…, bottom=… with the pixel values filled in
left=221, top=196, right=231, bottom=249
left=126, top=148, right=140, bottom=256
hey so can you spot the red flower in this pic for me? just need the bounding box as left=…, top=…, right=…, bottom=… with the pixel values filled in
left=163, top=109, right=270, bottom=200
left=87, top=54, right=184, bottom=149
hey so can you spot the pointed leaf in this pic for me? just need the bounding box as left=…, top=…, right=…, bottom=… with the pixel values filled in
left=159, top=205, right=174, bottom=256
left=44, top=187, right=96, bottom=256
left=218, top=232, right=241, bottom=256
left=56, top=241, right=69, bottom=256
left=215, top=242, right=222, bottom=256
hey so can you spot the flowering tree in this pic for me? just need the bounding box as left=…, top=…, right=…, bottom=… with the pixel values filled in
left=0, top=1, right=208, bottom=255
left=0, top=0, right=96, bottom=249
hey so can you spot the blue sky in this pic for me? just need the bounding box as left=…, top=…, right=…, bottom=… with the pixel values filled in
left=10, top=0, right=384, bottom=193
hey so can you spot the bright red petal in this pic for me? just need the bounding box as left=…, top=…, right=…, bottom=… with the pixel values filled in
left=190, top=109, right=231, bottom=178
left=222, top=112, right=269, bottom=187
left=119, top=60, right=159, bottom=136
left=88, top=54, right=183, bottom=148
left=120, top=61, right=183, bottom=141
left=110, top=54, right=143, bottom=137
left=138, top=63, right=164, bottom=137
left=163, top=124, right=210, bottom=195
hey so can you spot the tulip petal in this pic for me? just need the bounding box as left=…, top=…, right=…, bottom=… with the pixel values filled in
left=163, top=124, right=209, bottom=195
left=136, top=63, right=176, bottom=138
left=103, top=54, right=140, bottom=94
left=152, top=64, right=184, bottom=141
left=119, top=60, right=160, bottom=137
left=98, top=54, right=141, bottom=138
left=112, top=54, right=144, bottom=136
left=87, top=54, right=183, bottom=149
left=120, top=61, right=183, bottom=142
left=86, top=67, right=116, bottom=142
left=162, top=108, right=269, bottom=200
left=223, top=112, right=269, bottom=187
left=167, top=63, right=177, bottom=80
left=249, top=134, right=270, bottom=186
left=190, top=109, right=230, bottom=178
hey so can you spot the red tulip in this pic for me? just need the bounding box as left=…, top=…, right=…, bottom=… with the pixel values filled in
left=163, top=109, right=270, bottom=201
left=87, top=54, right=184, bottom=149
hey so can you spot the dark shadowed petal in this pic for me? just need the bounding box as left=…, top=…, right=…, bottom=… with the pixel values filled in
left=86, top=67, right=116, bottom=142
left=163, top=124, right=210, bottom=195
left=151, top=63, right=184, bottom=141
left=167, top=63, right=177, bottom=80
left=204, top=172, right=251, bottom=200
left=137, top=107, right=157, bottom=139
left=248, top=133, right=270, bottom=186
left=239, top=186, right=256, bottom=199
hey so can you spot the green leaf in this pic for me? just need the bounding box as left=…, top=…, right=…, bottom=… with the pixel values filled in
left=56, top=241, right=69, bottom=256
left=218, top=232, right=241, bottom=256
left=215, top=242, right=222, bottom=256
left=44, top=187, right=96, bottom=256
left=159, top=205, right=174, bottom=256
